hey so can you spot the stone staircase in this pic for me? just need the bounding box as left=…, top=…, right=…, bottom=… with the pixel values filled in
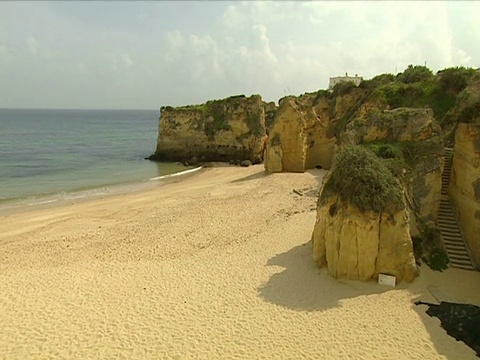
left=438, top=148, right=474, bottom=270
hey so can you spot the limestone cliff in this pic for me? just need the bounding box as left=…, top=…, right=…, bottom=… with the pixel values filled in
left=264, top=88, right=377, bottom=172
left=340, top=108, right=444, bottom=226
left=306, top=95, right=336, bottom=170
left=450, top=123, right=480, bottom=267
left=341, top=108, right=440, bottom=145
left=264, top=97, right=307, bottom=173
left=446, top=78, right=480, bottom=268
left=410, top=145, right=443, bottom=226
left=312, top=195, right=419, bottom=283
left=264, top=66, right=477, bottom=175
left=149, top=95, right=267, bottom=164
left=311, top=145, right=419, bottom=283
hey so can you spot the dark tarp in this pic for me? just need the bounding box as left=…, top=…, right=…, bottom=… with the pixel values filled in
left=415, top=301, right=480, bottom=357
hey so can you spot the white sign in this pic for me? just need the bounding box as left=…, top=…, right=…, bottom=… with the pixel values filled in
left=378, top=274, right=396, bottom=287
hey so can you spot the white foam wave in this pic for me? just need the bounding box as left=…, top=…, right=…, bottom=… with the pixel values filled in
left=150, top=166, right=202, bottom=181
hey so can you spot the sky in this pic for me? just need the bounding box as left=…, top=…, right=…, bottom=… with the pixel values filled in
left=0, top=1, right=479, bottom=110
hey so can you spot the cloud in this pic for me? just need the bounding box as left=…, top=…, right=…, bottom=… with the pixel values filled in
left=1, top=1, right=480, bottom=109
left=113, top=54, right=134, bottom=73
left=26, top=36, right=39, bottom=55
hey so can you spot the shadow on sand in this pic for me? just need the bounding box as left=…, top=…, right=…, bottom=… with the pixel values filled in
left=410, top=269, right=480, bottom=359
left=231, top=170, right=271, bottom=183
left=258, top=240, right=396, bottom=312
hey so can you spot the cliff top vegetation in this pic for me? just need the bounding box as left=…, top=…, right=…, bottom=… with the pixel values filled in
left=361, top=65, right=478, bottom=129
left=444, top=77, right=480, bottom=127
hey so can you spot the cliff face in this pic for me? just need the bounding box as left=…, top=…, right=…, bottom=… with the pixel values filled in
left=340, top=108, right=444, bottom=227
left=305, top=96, right=336, bottom=170
left=264, top=88, right=378, bottom=172
left=450, top=123, right=480, bottom=267
left=264, top=97, right=307, bottom=173
left=150, top=95, right=267, bottom=164
left=446, top=79, right=480, bottom=268
left=341, top=108, right=440, bottom=144
left=265, top=88, right=445, bottom=229
left=312, top=194, right=418, bottom=283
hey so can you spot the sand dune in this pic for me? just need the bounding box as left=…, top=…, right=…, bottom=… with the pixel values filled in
left=1, top=164, right=479, bottom=359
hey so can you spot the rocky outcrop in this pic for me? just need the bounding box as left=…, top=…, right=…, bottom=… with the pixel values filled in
left=312, top=145, right=419, bottom=283
left=340, top=108, right=441, bottom=145
left=264, top=93, right=340, bottom=173
left=305, top=96, right=336, bottom=170
left=264, top=97, right=307, bottom=173
left=340, top=108, right=444, bottom=228
left=149, top=95, right=267, bottom=164
left=312, top=194, right=419, bottom=283
left=450, top=123, right=480, bottom=268
left=264, top=88, right=374, bottom=173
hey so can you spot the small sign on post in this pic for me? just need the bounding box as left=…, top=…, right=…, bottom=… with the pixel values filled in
left=378, top=274, right=396, bottom=287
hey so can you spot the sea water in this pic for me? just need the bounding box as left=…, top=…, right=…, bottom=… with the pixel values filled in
left=0, top=109, right=192, bottom=210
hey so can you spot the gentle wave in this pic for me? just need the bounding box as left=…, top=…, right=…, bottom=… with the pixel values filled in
left=0, top=187, right=112, bottom=209
left=43, top=188, right=112, bottom=203
left=150, top=166, right=202, bottom=181
left=0, top=166, right=204, bottom=214
left=0, top=108, right=165, bottom=201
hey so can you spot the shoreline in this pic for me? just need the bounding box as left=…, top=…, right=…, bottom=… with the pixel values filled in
left=1, top=164, right=479, bottom=359
left=0, top=165, right=204, bottom=216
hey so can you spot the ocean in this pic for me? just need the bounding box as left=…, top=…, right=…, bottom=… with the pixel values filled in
left=0, top=109, right=193, bottom=211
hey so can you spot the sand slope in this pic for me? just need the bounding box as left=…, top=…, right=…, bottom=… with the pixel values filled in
left=1, top=165, right=479, bottom=359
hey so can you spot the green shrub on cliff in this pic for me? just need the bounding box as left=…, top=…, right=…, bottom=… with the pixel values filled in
left=332, top=81, right=357, bottom=97
left=365, top=142, right=403, bottom=160
left=369, top=65, right=478, bottom=128
left=203, top=99, right=231, bottom=138
left=412, top=225, right=449, bottom=271
left=373, top=81, right=436, bottom=110
left=359, top=73, right=395, bottom=89
left=396, top=65, right=434, bottom=84
left=323, top=145, right=403, bottom=213
left=441, top=76, right=480, bottom=131
left=437, top=66, right=477, bottom=94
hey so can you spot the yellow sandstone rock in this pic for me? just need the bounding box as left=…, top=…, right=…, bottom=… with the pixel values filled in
left=450, top=123, right=480, bottom=267
left=312, top=195, right=419, bottom=283
left=150, top=95, right=267, bottom=164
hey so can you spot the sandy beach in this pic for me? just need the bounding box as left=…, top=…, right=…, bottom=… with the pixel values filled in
left=1, top=164, right=479, bottom=359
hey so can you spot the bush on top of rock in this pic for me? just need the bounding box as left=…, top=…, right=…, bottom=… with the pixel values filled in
left=322, top=145, right=403, bottom=213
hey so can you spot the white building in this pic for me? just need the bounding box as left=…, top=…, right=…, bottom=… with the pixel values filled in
left=329, top=73, right=363, bottom=90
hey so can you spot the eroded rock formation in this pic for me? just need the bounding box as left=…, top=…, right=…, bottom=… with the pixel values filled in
left=264, top=88, right=375, bottom=172
left=311, top=145, right=420, bottom=283
left=312, top=195, right=419, bottom=283
left=264, top=97, right=308, bottom=173
left=149, top=95, right=267, bottom=164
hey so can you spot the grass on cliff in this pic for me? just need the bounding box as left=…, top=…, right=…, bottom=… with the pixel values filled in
left=443, top=77, right=480, bottom=128
left=172, top=94, right=267, bottom=138
left=365, top=65, right=477, bottom=130
left=322, top=145, right=403, bottom=213
left=203, top=100, right=231, bottom=138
